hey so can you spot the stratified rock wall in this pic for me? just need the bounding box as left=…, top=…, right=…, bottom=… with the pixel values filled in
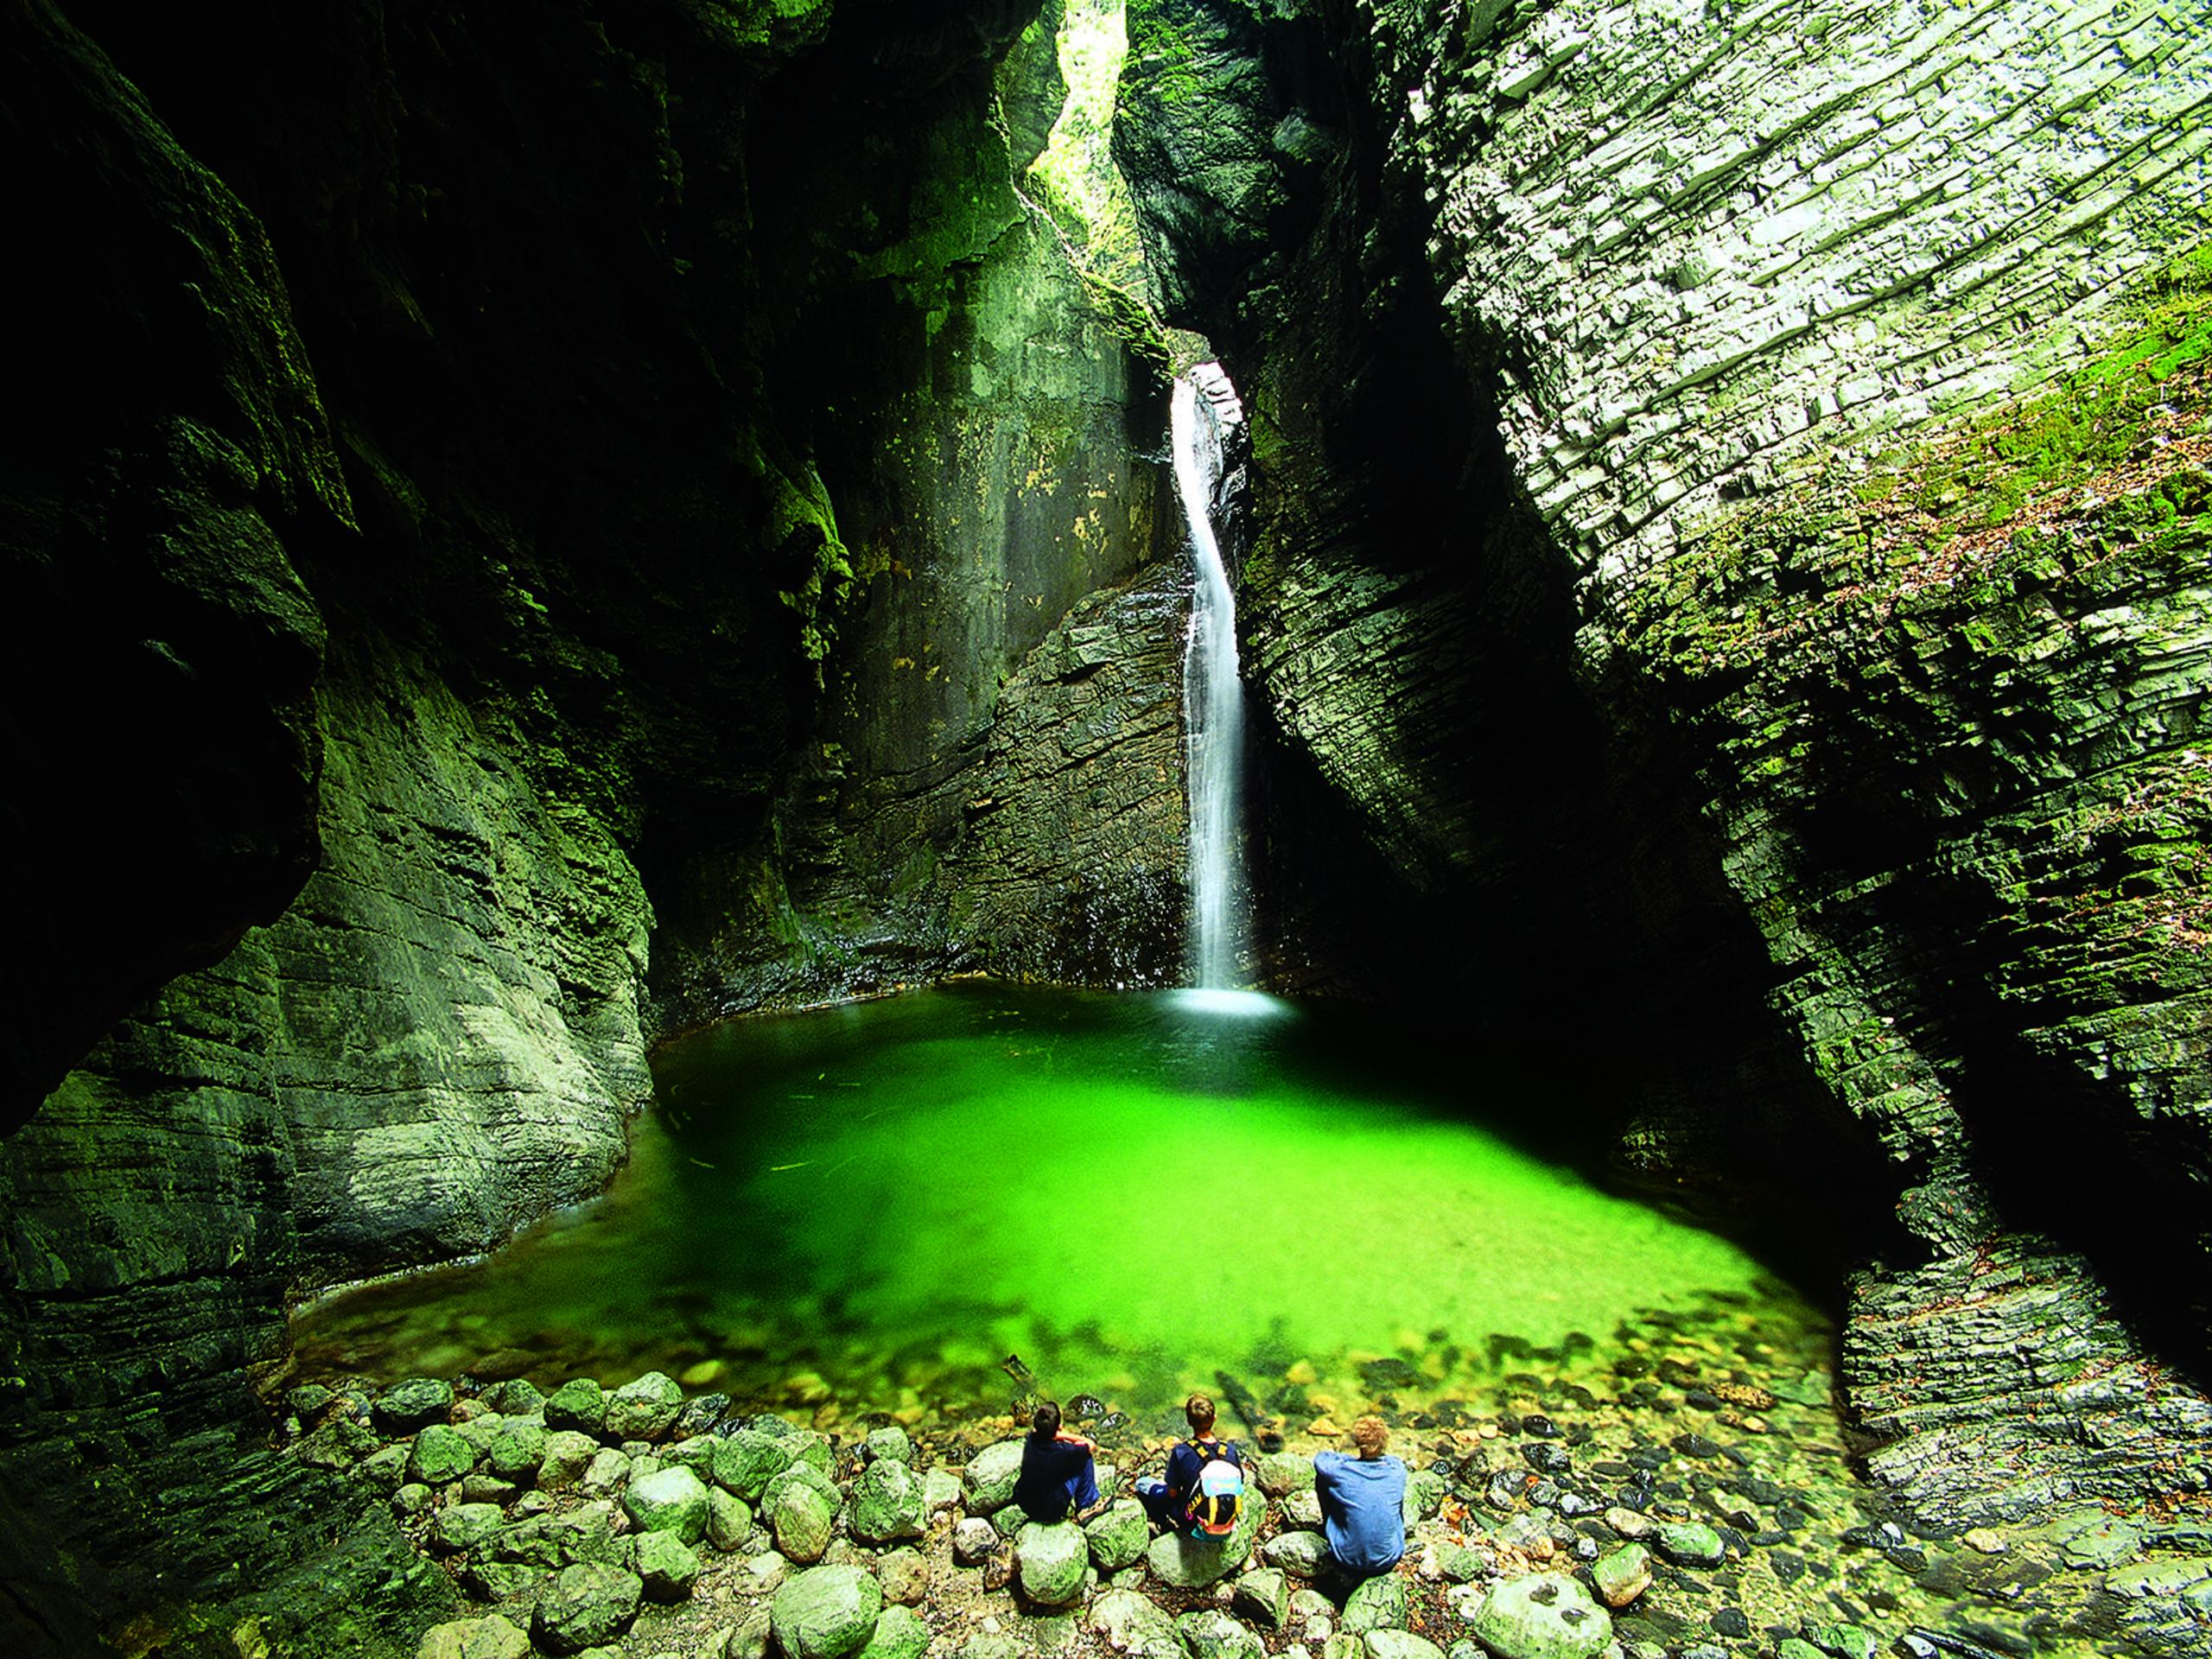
left=1118, top=0, right=2212, bottom=1521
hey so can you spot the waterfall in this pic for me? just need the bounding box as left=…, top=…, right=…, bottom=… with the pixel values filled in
left=1172, top=365, right=1245, bottom=990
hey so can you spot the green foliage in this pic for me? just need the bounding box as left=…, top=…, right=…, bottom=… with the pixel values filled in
left=1027, top=0, right=1152, bottom=296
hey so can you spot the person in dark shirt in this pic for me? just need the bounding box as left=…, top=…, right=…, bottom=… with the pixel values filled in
left=1314, top=1414, right=1408, bottom=1578
left=1012, top=1400, right=1105, bottom=1523
left=1137, top=1392, right=1243, bottom=1534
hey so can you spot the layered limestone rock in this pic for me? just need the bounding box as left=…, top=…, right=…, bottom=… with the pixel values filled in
left=1117, top=0, right=2212, bottom=1522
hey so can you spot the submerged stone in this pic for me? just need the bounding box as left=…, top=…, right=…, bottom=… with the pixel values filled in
left=1656, top=1522, right=1725, bottom=1567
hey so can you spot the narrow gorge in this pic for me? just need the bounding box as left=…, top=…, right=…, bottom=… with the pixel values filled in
left=2, top=2, right=2209, bottom=1656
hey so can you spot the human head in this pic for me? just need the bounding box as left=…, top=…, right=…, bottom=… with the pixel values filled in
left=1351, top=1415, right=1389, bottom=1458
left=1185, top=1393, right=1216, bottom=1434
left=1033, top=1400, right=1061, bottom=1438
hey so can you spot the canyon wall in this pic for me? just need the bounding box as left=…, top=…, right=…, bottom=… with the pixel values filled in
left=1118, top=0, right=2212, bottom=1522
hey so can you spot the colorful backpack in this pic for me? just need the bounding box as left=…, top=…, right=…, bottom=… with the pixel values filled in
left=1183, top=1440, right=1244, bottom=1536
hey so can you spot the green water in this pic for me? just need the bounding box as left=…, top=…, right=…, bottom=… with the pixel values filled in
left=291, top=985, right=1827, bottom=1427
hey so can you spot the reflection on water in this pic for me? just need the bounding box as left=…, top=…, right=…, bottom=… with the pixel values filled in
left=291, top=985, right=1828, bottom=1428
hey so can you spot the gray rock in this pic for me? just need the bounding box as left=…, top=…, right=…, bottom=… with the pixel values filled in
left=636, top=1529, right=702, bottom=1602
left=771, top=1564, right=885, bottom=1659
left=923, top=1467, right=963, bottom=1516
left=1089, top=1588, right=1182, bottom=1656
left=964, top=1438, right=1027, bottom=1514
left=480, top=1379, right=544, bottom=1417
left=1084, top=1498, right=1149, bottom=1572
left=430, top=1502, right=506, bottom=1555
left=1655, top=1522, right=1725, bottom=1567
left=862, top=1427, right=914, bottom=1465
left=860, top=1605, right=931, bottom=1659
left=606, top=1371, right=683, bottom=1443
left=715, top=1428, right=797, bottom=1500
left=410, top=1424, right=478, bottom=1485
left=1285, top=1491, right=1324, bottom=1529
left=1592, top=1543, right=1650, bottom=1608
left=1467, top=1573, right=1611, bottom=1659
left=543, top=1379, right=608, bottom=1436
left=1365, top=1634, right=1443, bottom=1659
left=954, top=1516, right=1000, bottom=1564
left=1232, top=1567, right=1289, bottom=1629
left=373, top=1377, right=454, bottom=1433
left=1810, top=1624, right=1878, bottom=1659
left=1343, top=1575, right=1408, bottom=1634
left=540, top=1430, right=599, bottom=1490
left=1255, top=1452, right=1318, bottom=1496
left=1434, top=1544, right=1483, bottom=1584
left=878, top=1545, right=929, bottom=1605
left=531, top=1562, right=644, bottom=1656
left=707, top=1487, right=753, bottom=1552
left=579, top=1447, right=631, bottom=1497
left=416, top=1613, right=531, bottom=1659
left=626, top=1465, right=711, bottom=1545
left=1016, top=1520, right=1089, bottom=1605
left=1176, top=1609, right=1264, bottom=1659
left=772, top=1480, right=837, bottom=1565
left=849, top=1456, right=926, bottom=1544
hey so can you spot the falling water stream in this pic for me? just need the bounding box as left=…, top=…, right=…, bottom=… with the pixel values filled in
left=1172, top=367, right=1246, bottom=990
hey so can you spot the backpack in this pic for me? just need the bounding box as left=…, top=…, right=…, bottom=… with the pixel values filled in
left=1182, top=1440, right=1244, bottom=1536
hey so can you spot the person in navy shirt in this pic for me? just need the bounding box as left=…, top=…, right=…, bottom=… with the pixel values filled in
left=1314, top=1414, right=1407, bottom=1577
left=1013, top=1400, right=1106, bottom=1523
left=1137, top=1392, right=1243, bottom=1534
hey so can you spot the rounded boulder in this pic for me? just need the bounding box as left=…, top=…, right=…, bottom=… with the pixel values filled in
left=771, top=1564, right=885, bottom=1659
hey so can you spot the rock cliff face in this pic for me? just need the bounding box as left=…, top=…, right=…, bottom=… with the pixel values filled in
left=1117, top=0, right=2212, bottom=1522
left=0, top=0, right=1179, bottom=1648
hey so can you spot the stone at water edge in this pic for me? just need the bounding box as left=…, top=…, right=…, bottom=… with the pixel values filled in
left=1468, top=1572, right=1611, bottom=1659
left=605, top=1370, right=683, bottom=1441
left=849, top=1455, right=926, bottom=1543
left=1176, top=1609, right=1265, bottom=1659
left=1592, top=1542, right=1651, bottom=1607
left=1015, top=1520, right=1089, bottom=1605
left=635, top=1528, right=701, bottom=1601
left=1342, top=1574, right=1408, bottom=1634
left=416, top=1612, right=530, bottom=1659
left=486, top=1422, right=547, bottom=1481
left=410, top=1423, right=479, bottom=1484
left=625, top=1465, right=710, bottom=1544
left=771, top=1564, right=885, bottom=1659
left=1364, top=1633, right=1444, bottom=1659
left=1232, top=1567, right=1289, bottom=1629
left=374, top=1377, right=454, bottom=1433
left=480, top=1378, right=544, bottom=1416
left=860, top=1605, right=931, bottom=1659
left=1655, top=1521, right=1725, bottom=1567
left=963, top=1438, right=1026, bottom=1513
left=1084, top=1498, right=1149, bottom=1571
left=543, top=1379, right=608, bottom=1435
left=531, top=1561, right=645, bottom=1656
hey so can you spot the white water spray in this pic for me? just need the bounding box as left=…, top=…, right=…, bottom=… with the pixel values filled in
left=1172, top=366, right=1246, bottom=990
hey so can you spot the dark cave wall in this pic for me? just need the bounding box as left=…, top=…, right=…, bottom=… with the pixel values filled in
left=0, top=0, right=1187, bottom=1649
left=1115, top=0, right=2212, bottom=1522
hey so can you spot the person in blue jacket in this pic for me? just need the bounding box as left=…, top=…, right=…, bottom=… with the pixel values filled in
left=1012, top=1400, right=1107, bottom=1523
left=1138, top=1392, right=1244, bottom=1534
left=1314, top=1414, right=1407, bottom=1578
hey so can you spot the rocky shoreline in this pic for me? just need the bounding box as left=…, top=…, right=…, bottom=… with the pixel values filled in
left=276, top=1323, right=2212, bottom=1659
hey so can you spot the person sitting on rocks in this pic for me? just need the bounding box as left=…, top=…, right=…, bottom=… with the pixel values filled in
left=1137, top=1391, right=1244, bottom=1535
left=1013, top=1400, right=1107, bottom=1524
left=1314, top=1414, right=1407, bottom=1580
